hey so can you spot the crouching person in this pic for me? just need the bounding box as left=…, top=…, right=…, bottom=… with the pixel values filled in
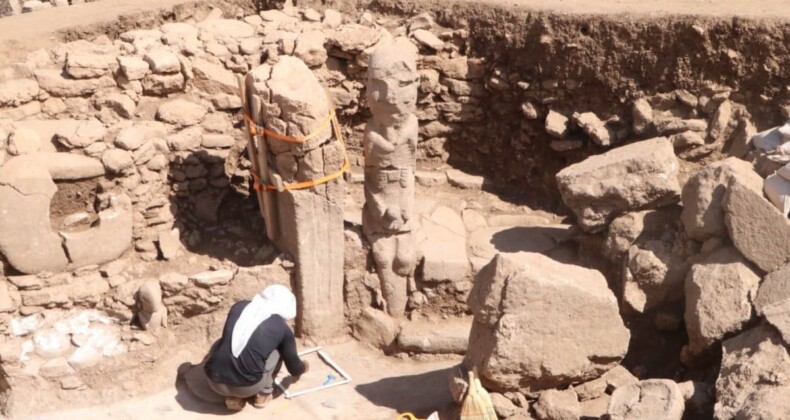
left=204, top=285, right=310, bottom=411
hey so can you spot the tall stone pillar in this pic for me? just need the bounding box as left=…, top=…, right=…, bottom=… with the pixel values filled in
left=363, top=39, right=420, bottom=317
left=245, top=56, right=345, bottom=339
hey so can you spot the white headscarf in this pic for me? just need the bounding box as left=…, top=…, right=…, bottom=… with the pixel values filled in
left=231, top=284, right=297, bottom=358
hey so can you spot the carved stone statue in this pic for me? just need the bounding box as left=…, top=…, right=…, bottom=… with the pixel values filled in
left=137, top=280, right=168, bottom=333
left=363, top=38, right=419, bottom=317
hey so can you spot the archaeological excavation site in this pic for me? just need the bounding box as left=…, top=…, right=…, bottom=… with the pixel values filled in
left=2, top=0, right=790, bottom=418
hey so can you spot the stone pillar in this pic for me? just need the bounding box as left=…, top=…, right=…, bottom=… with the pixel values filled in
left=362, top=39, right=419, bottom=317
left=245, top=56, right=345, bottom=339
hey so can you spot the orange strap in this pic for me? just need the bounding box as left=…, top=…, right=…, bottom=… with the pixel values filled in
left=247, top=105, right=349, bottom=192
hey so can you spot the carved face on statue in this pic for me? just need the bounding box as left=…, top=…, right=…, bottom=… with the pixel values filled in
left=367, top=38, right=419, bottom=126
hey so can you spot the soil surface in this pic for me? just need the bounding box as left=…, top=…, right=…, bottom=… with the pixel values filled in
left=21, top=341, right=459, bottom=420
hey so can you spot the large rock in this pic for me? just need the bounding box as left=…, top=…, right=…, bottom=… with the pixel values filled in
left=684, top=247, right=760, bottom=356
left=681, top=157, right=763, bottom=241
left=754, top=263, right=790, bottom=344
left=735, top=386, right=790, bottom=420
left=156, top=99, right=207, bottom=126
left=723, top=174, right=790, bottom=272
left=465, top=253, right=630, bottom=393
left=715, top=324, right=790, bottom=419
left=0, top=156, right=69, bottom=273
left=603, top=208, right=679, bottom=262
left=534, top=388, right=581, bottom=420
left=60, top=194, right=133, bottom=267
left=191, top=58, right=237, bottom=94
left=556, top=137, right=680, bottom=232
left=607, top=379, right=684, bottom=420
left=65, top=53, right=116, bottom=79
left=54, top=119, right=106, bottom=149
left=622, top=238, right=687, bottom=314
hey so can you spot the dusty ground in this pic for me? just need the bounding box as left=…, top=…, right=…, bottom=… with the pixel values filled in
left=21, top=341, right=459, bottom=420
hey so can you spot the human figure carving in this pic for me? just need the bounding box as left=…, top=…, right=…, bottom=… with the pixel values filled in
left=137, top=280, right=168, bottom=333
left=363, top=38, right=419, bottom=317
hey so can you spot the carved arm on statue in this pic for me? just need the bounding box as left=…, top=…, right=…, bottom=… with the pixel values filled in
left=365, top=130, right=396, bottom=165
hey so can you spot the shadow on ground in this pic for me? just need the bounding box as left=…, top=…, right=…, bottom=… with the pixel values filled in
left=355, top=367, right=456, bottom=419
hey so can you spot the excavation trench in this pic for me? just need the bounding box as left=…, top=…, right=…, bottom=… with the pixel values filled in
left=0, top=0, right=789, bottom=418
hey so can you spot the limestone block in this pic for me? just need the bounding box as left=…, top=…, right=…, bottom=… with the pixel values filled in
left=156, top=99, right=207, bottom=126
left=607, top=379, right=684, bottom=420
left=465, top=253, right=629, bottom=392
left=684, top=247, right=760, bottom=355
left=723, top=175, right=790, bottom=272
left=574, top=111, right=612, bottom=146
left=446, top=169, right=484, bottom=190
left=545, top=110, right=568, bottom=138
left=654, top=116, right=707, bottom=135
left=166, top=126, right=203, bottom=152
left=96, top=92, right=136, bottom=119
left=294, top=30, right=327, bottom=68
left=764, top=173, right=790, bottom=216
left=190, top=269, right=234, bottom=287
left=681, top=157, right=762, bottom=240
left=54, top=119, right=106, bottom=149
left=60, top=194, right=133, bottom=267
left=417, top=206, right=469, bottom=283
left=0, top=79, right=39, bottom=107
left=143, top=50, right=181, bottom=74
left=534, top=388, right=581, bottom=420
left=715, top=325, right=790, bottom=419
left=622, top=239, right=687, bottom=314
left=411, top=29, right=443, bottom=50
left=157, top=228, right=181, bottom=260
left=65, top=53, right=116, bottom=79
left=141, top=73, right=184, bottom=95
left=327, top=24, right=382, bottom=53
left=191, top=58, right=236, bottom=94
left=38, top=153, right=104, bottom=180
left=396, top=317, right=470, bottom=354
left=35, top=69, right=115, bottom=97
left=556, top=137, right=680, bottom=232
left=117, top=56, right=150, bottom=81
left=754, top=263, right=790, bottom=344
left=0, top=158, right=68, bottom=274
left=39, top=358, right=75, bottom=378
left=101, top=149, right=133, bottom=174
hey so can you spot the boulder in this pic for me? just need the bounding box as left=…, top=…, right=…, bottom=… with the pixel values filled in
left=101, top=149, right=133, bottom=174
left=534, top=388, right=581, bottom=420
left=684, top=247, right=760, bottom=355
left=156, top=99, right=207, bottom=126
left=465, top=253, right=629, bottom=393
left=607, top=379, right=684, bottom=420
left=294, top=30, right=328, bottom=68
left=141, top=73, right=184, bottom=95
left=556, top=137, right=680, bottom=232
left=65, top=53, right=116, bottom=79
left=96, top=92, right=136, bottom=119
left=353, top=307, right=399, bottom=351
left=735, top=386, right=790, bottom=419
left=681, top=157, right=763, bottom=241
left=723, top=174, right=790, bottom=272
left=411, top=29, right=444, bottom=50
left=715, top=324, right=790, bottom=419
left=622, top=239, right=687, bottom=314
left=754, top=263, right=790, bottom=344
